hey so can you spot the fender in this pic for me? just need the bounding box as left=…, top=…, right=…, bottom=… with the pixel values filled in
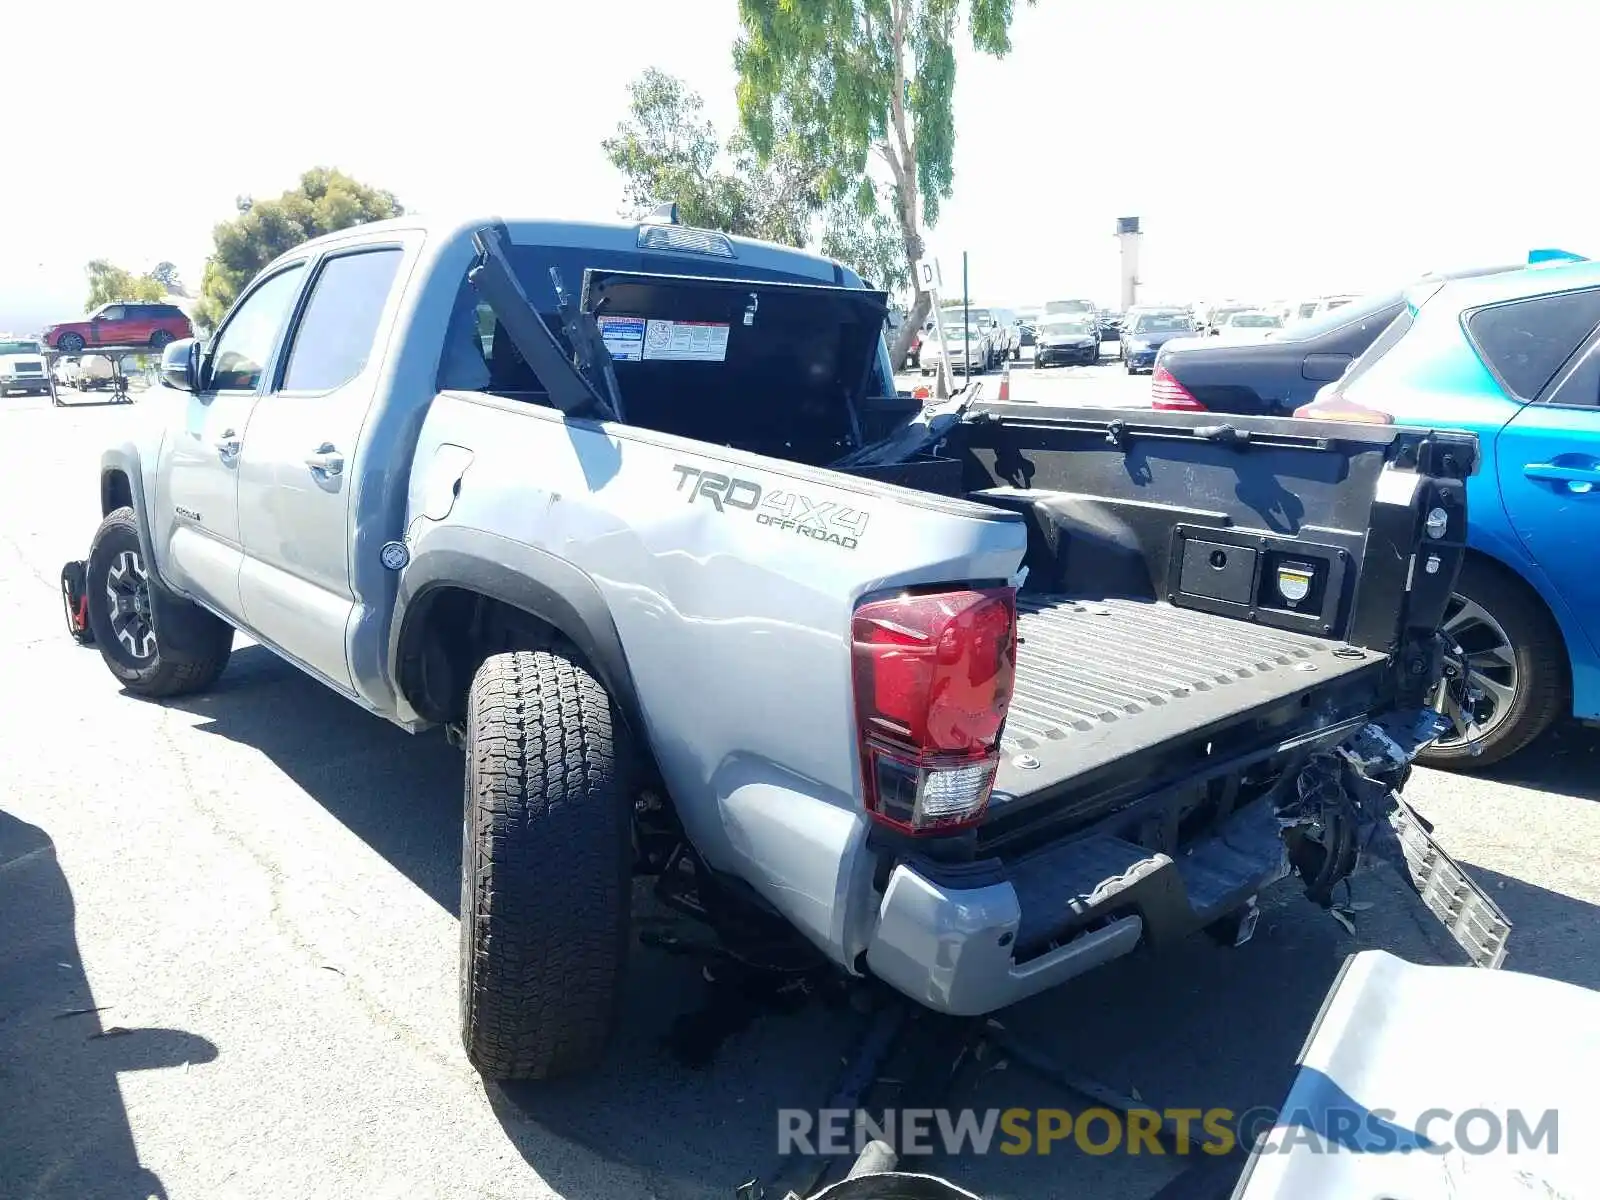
left=1467, top=533, right=1600, bottom=721
left=97, top=444, right=223, bottom=659
left=390, top=524, right=648, bottom=743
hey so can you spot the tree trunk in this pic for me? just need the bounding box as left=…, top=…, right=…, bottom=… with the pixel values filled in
left=887, top=212, right=927, bottom=371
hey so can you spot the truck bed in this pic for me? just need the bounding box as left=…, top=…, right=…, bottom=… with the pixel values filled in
left=991, top=595, right=1387, bottom=807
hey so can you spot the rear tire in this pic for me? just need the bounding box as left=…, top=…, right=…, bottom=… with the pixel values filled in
left=149, top=330, right=174, bottom=350
left=459, top=647, right=633, bottom=1080
left=85, top=508, right=233, bottom=697
left=1417, top=557, right=1568, bottom=771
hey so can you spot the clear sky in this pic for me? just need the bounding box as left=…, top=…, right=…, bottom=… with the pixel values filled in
left=2, top=0, right=1594, bottom=332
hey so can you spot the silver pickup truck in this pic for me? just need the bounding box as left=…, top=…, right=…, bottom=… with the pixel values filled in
left=64, top=212, right=1499, bottom=1083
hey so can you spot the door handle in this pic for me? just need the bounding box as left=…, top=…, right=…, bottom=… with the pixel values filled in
left=1524, top=462, right=1600, bottom=490
left=214, top=430, right=241, bottom=460
left=305, top=444, right=345, bottom=477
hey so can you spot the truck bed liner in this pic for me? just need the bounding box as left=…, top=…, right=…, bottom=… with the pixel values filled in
left=992, top=595, right=1385, bottom=804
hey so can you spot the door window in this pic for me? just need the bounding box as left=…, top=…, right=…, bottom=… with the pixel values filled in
left=206, top=265, right=306, bottom=392
left=1466, top=287, right=1600, bottom=401
left=99, top=305, right=125, bottom=321
left=280, top=248, right=404, bottom=392
left=1540, top=330, right=1600, bottom=409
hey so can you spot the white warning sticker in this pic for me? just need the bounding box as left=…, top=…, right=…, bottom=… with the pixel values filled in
left=643, top=319, right=730, bottom=362
left=597, top=315, right=646, bottom=361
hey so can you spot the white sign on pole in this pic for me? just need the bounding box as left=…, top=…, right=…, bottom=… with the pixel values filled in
left=915, top=257, right=954, bottom=396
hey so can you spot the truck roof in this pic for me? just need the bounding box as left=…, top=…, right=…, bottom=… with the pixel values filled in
left=281, top=213, right=857, bottom=288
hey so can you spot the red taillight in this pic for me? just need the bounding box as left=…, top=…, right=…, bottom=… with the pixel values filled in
left=851, top=588, right=1018, bottom=834
left=1151, top=365, right=1205, bottom=411
left=1292, top=395, right=1394, bottom=424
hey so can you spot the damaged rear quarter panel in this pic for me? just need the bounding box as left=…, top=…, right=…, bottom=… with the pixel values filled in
left=405, top=390, right=1025, bottom=960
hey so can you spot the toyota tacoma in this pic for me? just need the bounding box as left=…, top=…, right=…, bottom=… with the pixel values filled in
left=65, top=212, right=1502, bottom=1081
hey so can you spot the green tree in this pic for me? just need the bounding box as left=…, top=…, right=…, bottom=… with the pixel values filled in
left=84, top=260, right=165, bottom=311
left=149, top=261, right=184, bottom=295
left=195, top=168, right=402, bottom=329
left=735, top=0, right=1031, bottom=363
left=604, top=69, right=905, bottom=297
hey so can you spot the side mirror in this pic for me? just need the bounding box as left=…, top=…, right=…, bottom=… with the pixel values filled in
left=159, top=337, right=202, bottom=392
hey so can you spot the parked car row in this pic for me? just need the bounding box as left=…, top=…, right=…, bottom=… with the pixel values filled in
left=916, top=304, right=1023, bottom=375
left=1149, top=255, right=1599, bottom=769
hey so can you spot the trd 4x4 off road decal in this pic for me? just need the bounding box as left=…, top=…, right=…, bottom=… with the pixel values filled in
left=670, top=464, right=870, bottom=550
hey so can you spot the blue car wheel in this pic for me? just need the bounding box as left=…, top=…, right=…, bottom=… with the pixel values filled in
left=1418, top=557, right=1569, bottom=770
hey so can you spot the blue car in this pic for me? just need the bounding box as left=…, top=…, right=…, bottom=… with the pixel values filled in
left=1121, top=309, right=1199, bottom=374
left=1307, top=258, right=1600, bottom=768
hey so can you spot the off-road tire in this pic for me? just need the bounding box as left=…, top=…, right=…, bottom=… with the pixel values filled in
left=459, top=647, right=632, bottom=1080
left=1418, top=556, right=1568, bottom=771
left=86, top=507, right=233, bottom=697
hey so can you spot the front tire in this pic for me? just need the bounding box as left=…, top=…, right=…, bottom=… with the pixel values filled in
left=85, top=508, right=233, bottom=697
left=149, top=330, right=174, bottom=350
left=1418, top=557, right=1568, bottom=770
left=57, top=332, right=85, bottom=353
left=459, top=647, right=633, bottom=1080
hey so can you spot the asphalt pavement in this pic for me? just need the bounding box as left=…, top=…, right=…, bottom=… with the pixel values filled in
left=2, top=384, right=1597, bottom=1200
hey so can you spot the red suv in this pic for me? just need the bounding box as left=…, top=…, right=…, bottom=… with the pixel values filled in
left=43, top=302, right=193, bottom=353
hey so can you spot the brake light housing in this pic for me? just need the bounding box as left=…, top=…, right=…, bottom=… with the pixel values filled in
left=1151, top=365, right=1205, bottom=410
left=851, top=587, right=1018, bottom=834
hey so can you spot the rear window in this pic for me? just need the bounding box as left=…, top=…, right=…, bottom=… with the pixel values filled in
left=1270, top=292, right=1404, bottom=345
left=1465, top=287, right=1600, bottom=401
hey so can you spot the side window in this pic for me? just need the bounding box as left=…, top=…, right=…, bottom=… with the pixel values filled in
left=280, top=248, right=403, bottom=392
left=1466, top=287, right=1600, bottom=401
left=1542, top=332, right=1600, bottom=408
left=206, top=265, right=306, bottom=392
left=100, top=305, right=125, bottom=321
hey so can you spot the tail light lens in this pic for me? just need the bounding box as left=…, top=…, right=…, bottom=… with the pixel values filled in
left=1292, top=395, right=1394, bottom=424
left=1151, top=365, right=1205, bottom=410
left=851, top=588, right=1018, bottom=834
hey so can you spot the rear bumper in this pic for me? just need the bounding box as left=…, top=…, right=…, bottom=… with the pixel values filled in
left=864, top=794, right=1290, bottom=1015
left=0, top=375, right=49, bottom=390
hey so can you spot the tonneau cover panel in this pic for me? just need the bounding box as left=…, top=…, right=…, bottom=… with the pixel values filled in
left=580, top=268, right=889, bottom=465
